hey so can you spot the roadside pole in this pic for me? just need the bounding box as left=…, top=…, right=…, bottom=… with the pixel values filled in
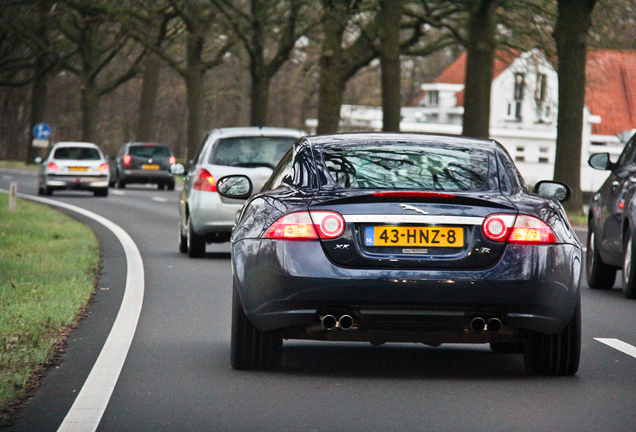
left=8, top=182, right=17, bottom=212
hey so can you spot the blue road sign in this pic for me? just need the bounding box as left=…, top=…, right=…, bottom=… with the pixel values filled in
left=33, top=122, right=51, bottom=139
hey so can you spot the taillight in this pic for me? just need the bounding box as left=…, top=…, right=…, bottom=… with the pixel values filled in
left=47, top=162, right=58, bottom=171
left=482, top=214, right=557, bottom=243
left=169, top=156, right=176, bottom=165
left=123, top=154, right=132, bottom=167
left=99, top=163, right=108, bottom=171
left=263, top=211, right=345, bottom=240
left=193, top=168, right=216, bottom=192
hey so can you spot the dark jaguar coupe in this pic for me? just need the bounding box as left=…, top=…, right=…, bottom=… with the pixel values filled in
left=220, top=133, right=582, bottom=375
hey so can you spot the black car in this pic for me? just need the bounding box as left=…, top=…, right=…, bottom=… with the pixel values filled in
left=112, top=142, right=177, bottom=190
left=220, top=133, right=582, bottom=375
left=587, top=131, right=636, bottom=298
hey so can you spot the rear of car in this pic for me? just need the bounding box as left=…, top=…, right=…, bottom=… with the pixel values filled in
left=115, top=142, right=177, bottom=190
left=178, top=127, right=306, bottom=257
left=37, top=142, right=110, bottom=197
left=228, top=133, right=582, bottom=375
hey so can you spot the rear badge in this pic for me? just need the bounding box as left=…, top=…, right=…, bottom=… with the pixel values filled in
left=335, top=244, right=350, bottom=250
left=403, top=248, right=428, bottom=254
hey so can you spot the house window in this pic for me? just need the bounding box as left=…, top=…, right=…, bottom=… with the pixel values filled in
left=514, top=73, right=525, bottom=101
left=516, top=146, right=525, bottom=152
left=515, top=156, right=525, bottom=162
left=539, top=147, right=549, bottom=153
left=535, top=74, right=547, bottom=102
left=427, top=91, right=439, bottom=107
left=539, top=157, right=549, bottom=163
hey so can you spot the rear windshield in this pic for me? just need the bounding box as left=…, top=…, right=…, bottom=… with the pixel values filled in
left=321, top=143, right=490, bottom=191
left=129, top=145, right=171, bottom=158
left=210, top=136, right=297, bottom=168
left=53, top=147, right=101, bottom=161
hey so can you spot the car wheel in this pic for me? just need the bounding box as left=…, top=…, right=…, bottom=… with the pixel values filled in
left=37, top=184, right=44, bottom=195
left=231, top=284, right=282, bottom=370
left=157, top=183, right=165, bottom=190
left=167, top=181, right=175, bottom=191
left=44, top=187, right=52, bottom=196
left=116, top=176, right=126, bottom=189
left=523, top=296, right=581, bottom=376
left=178, top=222, right=188, bottom=254
left=622, top=230, right=636, bottom=299
left=186, top=215, right=206, bottom=258
left=586, top=222, right=616, bottom=290
left=94, top=188, right=108, bottom=197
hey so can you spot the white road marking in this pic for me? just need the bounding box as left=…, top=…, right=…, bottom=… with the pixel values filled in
left=109, top=189, right=126, bottom=196
left=152, top=197, right=168, bottom=203
left=595, top=338, right=636, bottom=359
left=3, top=191, right=144, bottom=432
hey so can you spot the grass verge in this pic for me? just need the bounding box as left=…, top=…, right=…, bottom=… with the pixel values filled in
left=0, top=194, right=100, bottom=424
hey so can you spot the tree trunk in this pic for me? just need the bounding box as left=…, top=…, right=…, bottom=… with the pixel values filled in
left=136, top=53, right=161, bottom=142
left=250, top=72, right=270, bottom=127
left=27, top=61, right=48, bottom=162
left=379, top=0, right=402, bottom=132
left=81, top=84, right=100, bottom=144
left=462, top=0, right=499, bottom=139
left=553, top=0, right=597, bottom=212
left=184, top=32, right=207, bottom=161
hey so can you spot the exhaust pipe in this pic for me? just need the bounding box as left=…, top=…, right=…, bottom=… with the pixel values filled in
left=338, top=315, right=354, bottom=330
left=321, top=315, right=337, bottom=330
left=469, top=317, right=486, bottom=333
left=487, top=318, right=502, bottom=333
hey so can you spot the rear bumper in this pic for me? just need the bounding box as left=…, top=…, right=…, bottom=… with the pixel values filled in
left=120, top=169, right=173, bottom=184
left=43, top=174, right=109, bottom=190
left=232, top=240, right=582, bottom=341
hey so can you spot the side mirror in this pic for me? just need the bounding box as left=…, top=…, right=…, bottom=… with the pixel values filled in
left=588, top=153, right=614, bottom=171
left=216, top=175, right=252, bottom=199
left=34, top=156, right=42, bottom=164
left=533, top=180, right=571, bottom=203
left=169, top=163, right=185, bottom=175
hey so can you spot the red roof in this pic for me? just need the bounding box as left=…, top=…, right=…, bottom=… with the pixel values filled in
left=585, top=49, right=636, bottom=136
left=418, top=49, right=636, bottom=137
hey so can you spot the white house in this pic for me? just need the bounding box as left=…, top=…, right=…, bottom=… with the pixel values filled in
left=307, top=49, right=636, bottom=191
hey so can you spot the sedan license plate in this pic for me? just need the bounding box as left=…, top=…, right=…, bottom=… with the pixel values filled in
left=69, top=166, right=88, bottom=172
left=142, top=164, right=160, bottom=170
left=365, top=226, right=464, bottom=247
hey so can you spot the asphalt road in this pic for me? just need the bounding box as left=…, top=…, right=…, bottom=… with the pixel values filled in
left=1, top=168, right=636, bottom=432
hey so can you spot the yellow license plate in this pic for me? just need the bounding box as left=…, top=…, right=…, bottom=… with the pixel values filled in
left=69, top=166, right=88, bottom=172
left=142, top=164, right=160, bottom=170
left=365, top=226, right=464, bottom=247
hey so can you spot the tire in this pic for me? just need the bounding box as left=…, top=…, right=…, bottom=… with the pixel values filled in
left=523, top=296, right=581, bottom=376
left=622, top=230, right=636, bottom=299
left=231, top=285, right=282, bottom=370
left=167, top=181, right=175, bottom=191
left=178, top=223, right=188, bottom=254
left=116, top=174, right=126, bottom=189
left=94, top=188, right=108, bottom=197
left=586, top=221, right=616, bottom=290
left=44, top=187, right=52, bottom=196
left=186, top=215, right=206, bottom=258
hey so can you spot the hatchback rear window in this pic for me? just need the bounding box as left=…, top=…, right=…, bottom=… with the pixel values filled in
left=210, top=136, right=297, bottom=168
left=321, top=143, right=490, bottom=191
left=53, top=147, right=101, bottom=160
left=129, top=145, right=171, bottom=158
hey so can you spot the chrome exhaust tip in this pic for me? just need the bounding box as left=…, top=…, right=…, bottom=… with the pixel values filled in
left=338, top=315, right=354, bottom=330
left=321, top=315, right=337, bottom=330
left=469, top=317, right=486, bottom=333
left=487, top=318, right=502, bottom=333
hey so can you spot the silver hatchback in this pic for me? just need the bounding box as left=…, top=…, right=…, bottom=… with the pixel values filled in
left=178, top=127, right=306, bottom=257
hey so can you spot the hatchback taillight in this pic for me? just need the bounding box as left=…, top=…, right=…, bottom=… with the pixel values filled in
left=123, top=155, right=132, bottom=167
left=99, top=163, right=108, bottom=171
left=483, top=214, right=557, bottom=243
left=263, top=211, right=345, bottom=240
left=193, top=168, right=216, bottom=192
left=169, top=156, right=176, bottom=165
left=47, top=162, right=58, bottom=171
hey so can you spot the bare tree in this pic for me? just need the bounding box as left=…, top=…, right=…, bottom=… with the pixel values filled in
left=378, top=0, right=403, bottom=132
left=212, top=0, right=314, bottom=127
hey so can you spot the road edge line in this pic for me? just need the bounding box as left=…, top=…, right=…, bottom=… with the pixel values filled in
left=5, top=192, right=144, bottom=432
